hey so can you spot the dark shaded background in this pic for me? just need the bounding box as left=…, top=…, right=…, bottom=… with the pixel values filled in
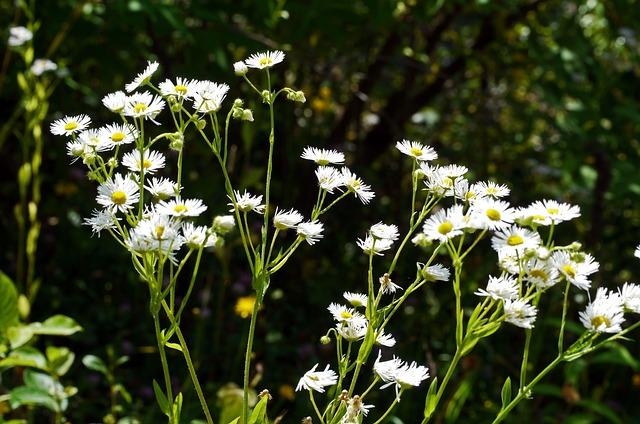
left=2, top=0, right=640, bottom=422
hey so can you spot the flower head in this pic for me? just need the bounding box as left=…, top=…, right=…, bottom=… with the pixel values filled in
left=83, top=209, right=119, bottom=236
left=297, top=221, right=324, bottom=245
left=420, top=264, right=450, bottom=282
left=475, top=275, right=518, bottom=301
left=423, top=205, right=464, bottom=243
left=159, top=77, right=198, bottom=99
left=145, top=177, right=179, bottom=200
left=229, top=190, right=265, bottom=214
left=122, top=150, right=166, bottom=174
left=469, top=198, right=515, bottom=231
left=370, top=222, right=399, bottom=241
left=99, top=123, right=138, bottom=149
left=8, top=26, right=32, bottom=47
left=579, top=288, right=624, bottom=333
left=244, top=50, right=285, bottom=69
left=156, top=198, right=207, bottom=218
left=491, top=225, right=541, bottom=256
left=503, top=298, right=537, bottom=329
left=551, top=251, right=599, bottom=291
left=191, top=81, right=229, bottom=113
left=102, top=91, right=128, bottom=113
left=31, top=59, right=57, bottom=76
left=124, top=92, right=165, bottom=120
left=395, top=140, right=437, bottom=161
left=301, top=147, right=345, bottom=165
left=273, top=208, right=304, bottom=230
left=341, top=168, right=375, bottom=204
left=343, top=292, right=368, bottom=308
left=357, top=234, right=394, bottom=256
left=50, top=114, right=91, bottom=136
left=182, top=222, right=216, bottom=248
left=620, top=283, right=640, bottom=313
left=315, top=166, right=344, bottom=193
left=96, top=173, right=140, bottom=213
left=126, top=60, right=159, bottom=92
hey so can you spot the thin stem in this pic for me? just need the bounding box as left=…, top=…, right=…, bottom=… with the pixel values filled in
left=557, top=280, right=571, bottom=354
left=153, top=313, right=173, bottom=404
left=309, top=390, right=325, bottom=424
left=422, top=349, right=462, bottom=424
left=242, top=294, right=262, bottom=424
left=373, top=394, right=402, bottom=424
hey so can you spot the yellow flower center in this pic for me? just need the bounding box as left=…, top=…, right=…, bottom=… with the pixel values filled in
left=111, top=191, right=127, bottom=205
left=133, top=102, right=147, bottom=113
left=259, top=57, right=273, bottom=66
left=410, top=147, right=423, bottom=157
left=340, top=311, right=353, bottom=320
left=175, top=84, right=188, bottom=94
left=155, top=225, right=165, bottom=239
left=309, top=375, right=320, bottom=381
left=174, top=204, right=188, bottom=214
left=529, top=269, right=548, bottom=281
left=486, top=208, right=501, bottom=221
left=317, top=159, right=329, bottom=166
left=64, top=122, right=78, bottom=131
left=111, top=132, right=125, bottom=142
left=438, top=221, right=453, bottom=235
left=562, top=264, right=576, bottom=278
left=531, top=214, right=546, bottom=222
left=507, top=235, right=523, bottom=246
left=142, top=159, right=152, bottom=169
left=547, top=207, right=559, bottom=215
left=591, top=315, right=610, bottom=328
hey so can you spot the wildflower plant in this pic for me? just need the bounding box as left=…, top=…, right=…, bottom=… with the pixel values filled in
left=53, top=48, right=640, bottom=424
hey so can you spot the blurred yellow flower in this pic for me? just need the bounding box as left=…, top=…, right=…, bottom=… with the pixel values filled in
left=234, top=296, right=256, bottom=319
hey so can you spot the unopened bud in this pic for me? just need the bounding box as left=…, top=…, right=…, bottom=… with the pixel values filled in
left=233, top=61, right=248, bottom=76
left=261, top=90, right=272, bottom=103
left=233, top=98, right=244, bottom=108
left=242, top=109, right=254, bottom=122
left=196, top=119, right=206, bottom=130
left=320, top=335, right=331, bottom=345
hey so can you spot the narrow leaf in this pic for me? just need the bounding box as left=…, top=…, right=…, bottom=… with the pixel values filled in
left=501, top=377, right=511, bottom=409
left=423, top=376, right=438, bottom=419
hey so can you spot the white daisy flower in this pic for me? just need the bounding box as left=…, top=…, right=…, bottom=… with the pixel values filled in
left=635, top=244, right=640, bottom=259
left=424, top=170, right=460, bottom=197
left=341, top=168, right=375, bottom=204
left=244, top=50, right=286, bottom=69
left=422, top=205, right=464, bottom=243
left=491, top=225, right=541, bottom=255
left=102, top=91, right=128, bottom=113
left=455, top=179, right=482, bottom=204
left=66, top=140, right=88, bottom=163
left=301, top=146, right=345, bottom=165
left=440, top=164, right=468, bottom=178
left=551, top=251, right=599, bottom=291
left=50, top=114, right=91, bottom=136
left=579, top=288, right=624, bottom=333
left=395, top=139, right=438, bottom=161
left=373, top=351, right=403, bottom=383
left=273, top=208, right=304, bottom=230
left=357, top=234, right=394, bottom=255
left=523, top=258, right=561, bottom=289
left=124, top=92, right=165, bottom=120
left=376, top=329, right=396, bottom=347
left=229, top=190, right=265, bottom=214
left=233, top=61, right=248, bottom=76
left=420, top=263, right=450, bottom=282
left=96, top=173, right=140, bottom=213
left=475, top=181, right=510, bottom=198
left=83, top=209, right=119, bottom=236
left=503, top=298, right=537, bottom=329
left=297, top=221, right=324, bottom=245
left=182, top=222, right=216, bottom=249
left=191, top=81, right=229, bottom=113
left=379, top=273, right=402, bottom=294
left=498, top=250, right=521, bottom=275
left=99, top=123, right=138, bottom=149
left=145, top=177, right=179, bottom=200
left=529, top=200, right=580, bottom=225
left=392, top=361, right=430, bottom=399
left=315, top=166, right=344, bottom=193
left=212, top=215, right=236, bottom=234
left=156, top=198, right=207, bottom=217
left=370, top=222, right=399, bottom=241
left=619, top=283, right=640, bottom=313
left=8, top=26, right=32, bottom=47
left=77, top=129, right=108, bottom=152
left=343, top=292, right=368, bottom=308
left=337, top=318, right=368, bottom=342
left=342, top=396, right=374, bottom=423
left=475, top=275, right=519, bottom=301
left=328, top=303, right=364, bottom=323
left=31, top=59, right=57, bottom=76
left=125, top=60, right=159, bottom=92
left=134, top=212, right=182, bottom=242
left=411, top=233, right=430, bottom=248
left=159, top=77, right=198, bottom=99
left=122, top=150, right=166, bottom=174
left=469, top=198, right=515, bottom=230
left=295, top=364, right=337, bottom=393
left=417, top=163, right=440, bottom=181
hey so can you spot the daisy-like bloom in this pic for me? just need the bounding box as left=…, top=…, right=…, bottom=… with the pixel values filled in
left=376, top=329, right=396, bottom=347
left=475, top=181, right=510, bottom=198
left=357, top=234, right=394, bottom=255
left=469, top=198, right=515, bottom=231
left=295, top=364, right=337, bottom=393
left=424, top=169, right=460, bottom=197
left=156, top=198, right=207, bottom=218
left=341, top=168, right=375, bottom=204
left=523, top=258, right=561, bottom=289
left=301, top=147, right=345, bottom=166
left=273, top=208, right=304, bottom=230
left=620, top=283, right=640, bottom=313
left=191, top=81, right=229, bottom=113
left=520, top=200, right=581, bottom=226
left=244, top=50, right=285, bottom=69
left=491, top=225, right=541, bottom=256
left=297, top=221, right=324, bottom=245
left=96, top=173, right=140, bottom=213
left=423, top=205, right=464, bottom=243
left=229, top=190, right=265, bottom=214
left=440, top=164, right=468, bottom=178
left=370, top=222, right=399, bottom=241
left=328, top=303, right=365, bottom=323
left=102, top=91, right=128, bottom=113
left=31, top=59, right=57, bottom=76
left=66, top=140, right=88, bottom=163
left=83, top=209, right=119, bottom=236
left=8, top=26, right=32, bottom=47
left=77, top=129, right=106, bottom=151
left=420, top=263, right=450, bottom=282
left=373, top=351, right=404, bottom=383
left=503, top=298, right=537, bottom=329
left=134, top=212, right=182, bottom=243
left=475, top=275, right=519, bottom=301
left=379, top=273, right=402, bottom=294
left=159, top=77, right=198, bottom=100
left=233, top=61, right=248, bottom=76
left=182, top=222, right=216, bottom=249
left=122, top=150, right=166, bottom=174
left=579, top=288, right=625, bottom=333
left=337, top=318, right=368, bottom=342
left=99, top=123, right=138, bottom=149
left=498, top=250, right=521, bottom=275
left=125, top=60, right=159, bottom=92
left=145, top=177, right=179, bottom=200
left=315, top=166, right=344, bottom=193
left=411, top=232, right=430, bottom=248
left=124, top=92, right=165, bottom=120
left=50, top=114, right=91, bottom=136
left=454, top=179, right=482, bottom=204
left=635, top=244, right=640, bottom=259
left=212, top=215, right=236, bottom=234
left=391, top=361, right=430, bottom=400
left=342, top=396, right=374, bottom=424
left=343, top=292, right=368, bottom=308
left=395, top=139, right=438, bottom=161
left=551, top=251, right=599, bottom=291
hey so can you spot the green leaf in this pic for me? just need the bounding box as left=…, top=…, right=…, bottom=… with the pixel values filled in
left=0, top=346, right=47, bottom=370
left=455, top=309, right=464, bottom=347
left=0, top=271, right=19, bottom=334
left=172, top=392, right=183, bottom=423
left=500, top=377, right=511, bottom=409
left=153, top=380, right=170, bottom=415
left=165, top=342, right=183, bottom=352
left=82, top=354, right=108, bottom=374
left=423, top=376, right=438, bottom=419
left=29, top=315, right=82, bottom=336
left=7, top=325, right=34, bottom=349
left=24, top=369, right=56, bottom=391
left=45, top=346, right=75, bottom=376
left=9, top=386, right=59, bottom=412
left=248, top=395, right=269, bottom=424
left=225, top=419, right=240, bottom=424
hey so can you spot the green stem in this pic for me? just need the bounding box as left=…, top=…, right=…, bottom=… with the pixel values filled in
left=153, top=312, right=173, bottom=405
left=242, top=294, right=262, bottom=424
left=557, top=280, right=571, bottom=354
left=422, top=349, right=462, bottom=424
left=373, top=393, right=402, bottom=424
left=309, top=390, right=325, bottom=424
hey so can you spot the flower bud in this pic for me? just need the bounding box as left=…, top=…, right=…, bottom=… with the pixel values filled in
left=169, top=132, right=184, bottom=151
left=320, top=335, right=331, bottom=345
left=233, top=98, right=244, bottom=108
left=411, top=232, right=431, bottom=248
left=233, top=61, right=248, bottom=76
left=213, top=215, right=235, bottom=234
left=107, top=157, right=118, bottom=169
left=261, top=90, right=272, bottom=103
left=196, top=119, right=207, bottom=130
left=241, top=109, right=254, bottom=122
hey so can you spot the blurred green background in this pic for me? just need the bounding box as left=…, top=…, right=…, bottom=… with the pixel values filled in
left=2, top=0, right=640, bottom=422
